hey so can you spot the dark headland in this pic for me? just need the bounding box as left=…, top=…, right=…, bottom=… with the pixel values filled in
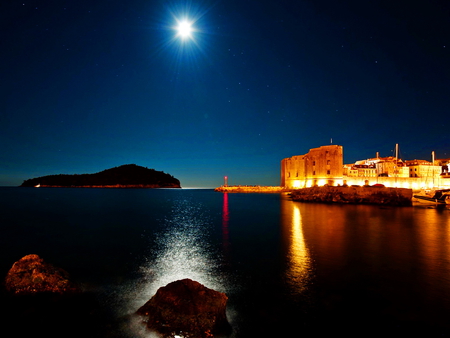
left=20, top=164, right=181, bottom=188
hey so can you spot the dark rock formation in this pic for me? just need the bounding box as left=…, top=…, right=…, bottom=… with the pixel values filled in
left=136, top=279, right=230, bottom=337
left=20, top=164, right=181, bottom=188
left=1, top=255, right=113, bottom=338
left=290, top=186, right=412, bottom=206
left=5, top=254, right=79, bottom=295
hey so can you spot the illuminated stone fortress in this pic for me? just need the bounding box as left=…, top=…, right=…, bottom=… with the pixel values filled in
left=281, top=145, right=450, bottom=190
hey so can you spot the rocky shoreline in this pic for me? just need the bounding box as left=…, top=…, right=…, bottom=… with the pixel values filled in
left=33, top=184, right=179, bottom=188
left=20, top=164, right=181, bottom=188
left=215, top=185, right=413, bottom=206
left=290, top=186, right=413, bottom=206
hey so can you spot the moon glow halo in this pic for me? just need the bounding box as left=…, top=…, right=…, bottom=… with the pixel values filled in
left=176, top=20, right=193, bottom=39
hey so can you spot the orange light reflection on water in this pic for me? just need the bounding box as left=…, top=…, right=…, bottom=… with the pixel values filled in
left=280, top=197, right=311, bottom=295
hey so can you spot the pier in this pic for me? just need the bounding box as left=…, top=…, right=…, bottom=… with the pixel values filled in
left=214, top=186, right=290, bottom=193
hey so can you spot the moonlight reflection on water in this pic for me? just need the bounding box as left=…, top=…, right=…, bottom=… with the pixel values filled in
left=121, top=197, right=233, bottom=337
left=144, top=200, right=224, bottom=294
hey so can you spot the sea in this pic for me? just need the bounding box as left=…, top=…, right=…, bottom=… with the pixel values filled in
left=1, top=187, right=450, bottom=337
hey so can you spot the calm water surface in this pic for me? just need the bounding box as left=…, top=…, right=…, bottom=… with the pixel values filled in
left=1, top=187, right=450, bottom=336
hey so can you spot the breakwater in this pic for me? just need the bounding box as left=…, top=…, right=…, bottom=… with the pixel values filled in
left=35, top=184, right=180, bottom=188
left=214, top=186, right=288, bottom=193
left=290, top=186, right=412, bottom=206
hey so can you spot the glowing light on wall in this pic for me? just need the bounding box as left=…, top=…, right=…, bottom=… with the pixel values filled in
left=294, top=176, right=450, bottom=190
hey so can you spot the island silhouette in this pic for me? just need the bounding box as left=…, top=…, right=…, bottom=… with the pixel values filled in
left=20, top=164, right=181, bottom=188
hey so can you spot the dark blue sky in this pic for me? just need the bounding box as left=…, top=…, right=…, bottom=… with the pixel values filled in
left=2, top=0, right=449, bottom=187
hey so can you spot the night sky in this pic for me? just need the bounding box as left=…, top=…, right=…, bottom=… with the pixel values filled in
left=2, top=0, right=449, bottom=187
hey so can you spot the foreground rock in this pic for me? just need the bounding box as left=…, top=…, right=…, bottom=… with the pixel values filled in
left=5, top=254, right=79, bottom=294
left=137, top=279, right=231, bottom=337
left=1, top=255, right=111, bottom=338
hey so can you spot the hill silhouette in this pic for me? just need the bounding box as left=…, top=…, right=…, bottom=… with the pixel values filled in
left=20, top=164, right=181, bottom=188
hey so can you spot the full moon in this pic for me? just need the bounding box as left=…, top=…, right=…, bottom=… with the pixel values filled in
left=176, top=20, right=193, bottom=39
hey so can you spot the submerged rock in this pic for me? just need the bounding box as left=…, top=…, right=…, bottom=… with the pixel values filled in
left=5, top=254, right=79, bottom=295
left=136, top=278, right=230, bottom=337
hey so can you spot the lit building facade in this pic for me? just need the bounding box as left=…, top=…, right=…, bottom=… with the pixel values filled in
left=345, top=164, right=377, bottom=178
left=405, top=160, right=442, bottom=178
left=352, top=156, right=409, bottom=178
left=282, top=145, right=450, bottom=190
left=281, top=145, right=344, bottom=189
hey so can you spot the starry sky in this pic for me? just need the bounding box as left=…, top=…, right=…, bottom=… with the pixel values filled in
left=2, top=0, right=449, bottom=187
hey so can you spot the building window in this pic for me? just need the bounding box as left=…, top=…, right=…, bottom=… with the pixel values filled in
left=327, top=170, right=330, bottom=175
left=312, top=161, right=316, bottom=166
left=313, top=171, right=316, bottom=175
